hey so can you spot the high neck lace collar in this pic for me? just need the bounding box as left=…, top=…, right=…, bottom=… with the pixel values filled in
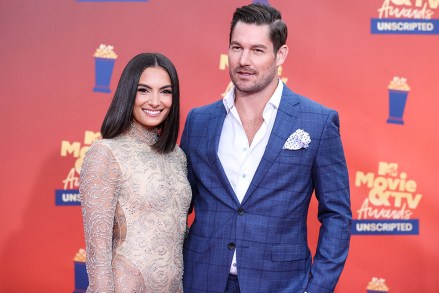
left=128, top=121, right=158, bottom=145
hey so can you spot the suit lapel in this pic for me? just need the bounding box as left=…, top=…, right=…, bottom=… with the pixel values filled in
left=241, top=87, right=301, bottom=206
left=206, top=102, right=241, bottom=207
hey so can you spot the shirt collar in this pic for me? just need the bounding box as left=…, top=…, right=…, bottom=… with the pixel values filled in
left=222, top=79, right=284, bottom=113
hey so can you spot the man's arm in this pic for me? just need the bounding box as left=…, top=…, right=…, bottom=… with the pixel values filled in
left=306, top=110, right=352, bottom=293
left=180, top=109, right=196, bottom=215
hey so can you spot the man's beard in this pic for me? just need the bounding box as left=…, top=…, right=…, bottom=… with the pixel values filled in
left=229, top=67, right=276, bottom=94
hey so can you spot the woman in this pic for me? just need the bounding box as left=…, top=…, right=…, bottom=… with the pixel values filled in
left=80, top=53, right=191, bottom=292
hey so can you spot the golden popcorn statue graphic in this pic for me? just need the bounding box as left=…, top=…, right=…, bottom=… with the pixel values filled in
left=93, top=44, right=118, bottom=93
left=73, top=248, right=88, bottom=293
left=387, top=76, right=410, bottom=125
left=366, top=277, right=390, bottom=293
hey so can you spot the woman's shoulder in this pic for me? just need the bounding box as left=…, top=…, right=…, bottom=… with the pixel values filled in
left=84, top=138, right=120, bottom=159
left=87, top=138, right=108, bottom=150
left=172, top=144, right=187, bottom=162
left=172, top=144, right=184, bottom=156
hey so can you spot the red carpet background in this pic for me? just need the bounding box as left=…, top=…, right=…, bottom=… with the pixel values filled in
left=0, top=0, right=438, bottom=292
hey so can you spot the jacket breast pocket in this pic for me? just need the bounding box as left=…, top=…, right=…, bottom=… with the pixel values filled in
left=275, top=151, right=313, bottom=176
left=278, top=148, right=314, bottom=167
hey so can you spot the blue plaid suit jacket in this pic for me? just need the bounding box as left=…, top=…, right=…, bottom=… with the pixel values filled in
left=180, top=85, right=351, bottom=293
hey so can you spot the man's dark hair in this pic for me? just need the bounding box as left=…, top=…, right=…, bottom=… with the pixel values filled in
left=229, top=3, right=288, bottom=53
left=101, top=52, right=180, bottom=154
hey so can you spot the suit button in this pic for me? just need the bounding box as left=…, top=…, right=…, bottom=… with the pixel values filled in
left=237, top=208, right=245, bottom=215
left=228, top=242, right=235, bottom=250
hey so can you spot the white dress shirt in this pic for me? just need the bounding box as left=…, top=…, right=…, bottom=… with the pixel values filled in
left=217, top=79, right=283, bottom=275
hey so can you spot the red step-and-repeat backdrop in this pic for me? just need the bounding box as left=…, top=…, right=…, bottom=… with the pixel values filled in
left=0, top=0, right=438, bottom=292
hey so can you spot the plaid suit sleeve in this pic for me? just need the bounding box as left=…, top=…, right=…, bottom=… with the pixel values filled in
left=180, top=109, right=197, bottom=215
left=306, top=110, right=352, bottom=293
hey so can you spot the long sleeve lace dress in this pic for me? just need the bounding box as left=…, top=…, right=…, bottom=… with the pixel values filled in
left=80, top=122, right=191, bottom=292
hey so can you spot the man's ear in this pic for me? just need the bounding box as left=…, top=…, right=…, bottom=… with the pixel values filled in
left=276, top=45, right=289, bottom=67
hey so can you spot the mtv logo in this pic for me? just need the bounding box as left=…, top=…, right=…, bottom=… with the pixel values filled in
left=378, top=162, right=398, bottom=176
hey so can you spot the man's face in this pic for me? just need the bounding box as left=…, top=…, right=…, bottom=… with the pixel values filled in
left=228, top=22, right=285, bottom=95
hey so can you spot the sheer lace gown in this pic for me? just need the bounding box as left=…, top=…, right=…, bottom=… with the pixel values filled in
left=80, top=123, right=192, bottom=292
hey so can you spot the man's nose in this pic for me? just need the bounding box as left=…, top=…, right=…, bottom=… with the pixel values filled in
left=238, top=50, right=251, bottom=66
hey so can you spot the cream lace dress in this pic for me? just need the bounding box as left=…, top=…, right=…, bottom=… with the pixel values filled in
left=80, top=122, right=191, bottom=293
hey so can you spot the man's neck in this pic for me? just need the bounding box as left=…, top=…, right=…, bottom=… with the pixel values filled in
left=234, top=78, right=278, bottom=117
left=233, top=78, right=279, bottom=145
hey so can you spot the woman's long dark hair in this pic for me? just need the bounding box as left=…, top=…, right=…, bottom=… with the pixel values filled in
left=100, top=53, right=180, bottom=154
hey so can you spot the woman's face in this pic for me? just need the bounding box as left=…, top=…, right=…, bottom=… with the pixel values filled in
left=132, top=66, right=173, bottom=131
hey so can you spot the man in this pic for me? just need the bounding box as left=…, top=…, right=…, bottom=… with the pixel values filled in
left=181, top=3, right=351, bottom=293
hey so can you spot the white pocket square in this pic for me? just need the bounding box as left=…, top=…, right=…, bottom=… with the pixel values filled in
left=283, top=129, right=311, bottom=150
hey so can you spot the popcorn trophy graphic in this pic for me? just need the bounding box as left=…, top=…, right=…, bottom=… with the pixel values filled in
left=366, top=277, right=389, bottom=293
left=73, top=248, right=88, bottom=293
left=93, top=44, right=117, bottom=93
left=387, top=76, right=410, bottom=125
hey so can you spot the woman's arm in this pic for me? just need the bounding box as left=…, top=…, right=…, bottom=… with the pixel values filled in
left=80, top=142, right=121, bottom=292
